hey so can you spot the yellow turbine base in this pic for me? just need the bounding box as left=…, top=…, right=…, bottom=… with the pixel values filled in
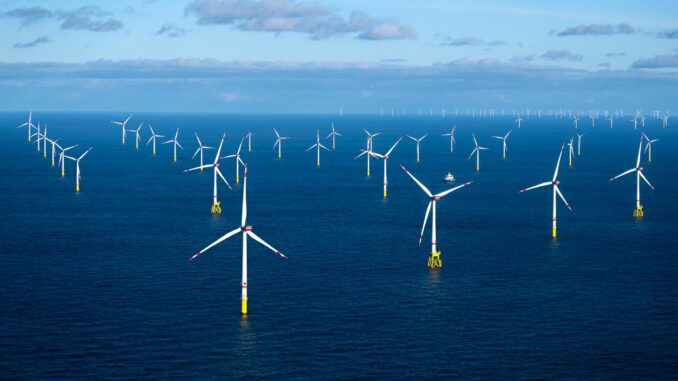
left=383, top=189, right=387, bottom=198
left=634, top=205, right=644, bottom=217
left=476, top=165, right=480, bottom=172
left=241, top=299, right=248, bottom=315
left=61, top=170, right=65, bottom=177
left=428, top=251, right=442, bottom=268
left=211, top=201, right=221, bottom=214
left=317, top=160, right=320, bottom=167
left=236, top=176, right=239, bottom=184
left=552, top=227, right=557, bottom=238
left=76, top=184, right=80, bottom=192
left=44, top=152, right=47, bottom=158
left=278, top=153, right=281, bottom=159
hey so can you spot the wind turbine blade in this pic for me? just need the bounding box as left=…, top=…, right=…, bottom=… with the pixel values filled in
left=555, top=186, right=572, bottom=211
left=354, top=150, right=368, bottom=159
left=189, top=228, right=241, bottom=261
left=519, top=181, right=551, bottom=193
left=435, top=181, right=473, bottom=198
left=195, top=132, right=202, bottom=146
left=192, top=147, right=201, bottom=160
left=638, top=171, right=655, bottom=190
left=385, top=137, right=402, bottom=157
left=79, top=147, right=92, bottom=160
left=319, top=144, right=330, bottom=151
left=183, top=165, right=212, bottom=172
left=467, top=148, right=477, bottom=160
left=609, top=168, right=635, bottom=181
left=273, top=139, right=280, bottom=149
left=553, top=144, right=564, bottom=181
left=247, top=231, right=287, bottom=260
left=274, top=128, right=280, bottom=138
left=214, top=134, right=226, bottom=163
left=636, top=137, right=643, bottom=167
left=215, top=167, right=232, bottom=190
left=407, top=135, right=417, bottom=141
left=176, top=141, right=184, bottom=150
left=306, top=144, right=318, bottom=151
left=419, top=201, right=432, bottom=247
left=400, top=164, right=432, bottom=197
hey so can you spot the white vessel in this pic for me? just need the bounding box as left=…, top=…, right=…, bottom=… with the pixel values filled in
left=444, top=172, right=455, bottom=182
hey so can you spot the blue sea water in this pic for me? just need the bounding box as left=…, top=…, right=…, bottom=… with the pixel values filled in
left=1, top=112, right=677, bottom=380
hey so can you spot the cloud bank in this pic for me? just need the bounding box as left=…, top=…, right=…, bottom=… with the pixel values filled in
left=184, top=0, right=415, bottom=40
left=555, top=23, right=635, bottom=36
left=1, top=5, right=123, bottom=32
left=13, top=36, right=50, bottom=49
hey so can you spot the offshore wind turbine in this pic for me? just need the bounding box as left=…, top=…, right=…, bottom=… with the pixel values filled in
left=363, top=129, right=381, bottom=177
left=41, top=125, right=48, bottom=158
left=17, top=111, right=36, bottom=142
left=491, top=129, right=512, bottom=159
left=273, top=128, right=290, bottom=159
left=441, top=125, right=456, bottom=153
left=572, top=117, right=580, bottom=129
left=48, top=137, right=60, bottom=167
left=189, top=163, right=287, bottom=315
left=468, top=133, right=488, bottom=171
left=57, top=143, right=78, bottom=177
left=192, top=132, right=214, bottom=170
left=576, top=133, right=585, bottom=156
left=609, top=136, right=654, bottom=217
left=306, top=129, right=329, bottom=167
left=127, top=123, right=143, bottom=150
left=567, top=138, right=575, bottom=167
left=30, top=123, right=43, bottom=152
left=223, top=138, right=246, bottom=183
left=325, top=123, right=342, bottom=150
left=661, top=114, right=669, bottom=128
left=406, top=134, right=428, bottom=163
left=111, top=114, right=133, bottom=145
left=183, top=133, right=232, bottom=214
left=519, top=144, right=572, bottom=238
left=400, top=164, right=473, bottom=268
left=65, top=147, right=93, bottom=192
left=608, top=115, right=614, bottom=128
left=245, top=131, right=252, bottom=152
left=642, top=133, right=659, bottom=162
left=514, top=114, right=524, bottom=128
left=358, top=138, right=402, bottom=198
left=162, top=128, right=183, bottom=162
left=146, top=125, right=164, bottom=155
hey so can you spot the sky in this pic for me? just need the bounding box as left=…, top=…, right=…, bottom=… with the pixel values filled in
left=1, top=0, right=677, bottom=112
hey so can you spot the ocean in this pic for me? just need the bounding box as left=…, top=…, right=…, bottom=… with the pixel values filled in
left=1, top=112, right=677, bottom=380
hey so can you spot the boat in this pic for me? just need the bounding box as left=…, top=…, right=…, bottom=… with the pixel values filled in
left=444, top=172, right=455, bottom=183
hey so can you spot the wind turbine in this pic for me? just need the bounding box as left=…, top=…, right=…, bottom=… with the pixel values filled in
left=519, top=144, right=572, bottom=238
left=406, top=134, right=428, bottom=163
left=514, top=115, right=524, bottom=128
left=642, top=133, right=659, bottom=162
left=41, top=125, right=48, bottom=158
left=127, top=123, right=143, bottom=150
left=576, top=133, right=585, bottom=156
left=223, top=138, right=246, bottom=183
left=189, top=163, right=287, bottom=315
left=363, top=129, right=381, bottom=176
left=162, top=128, right=183, bottom=162
left=468, top=133, right=489, bottom=171
left=567, top=138, right=575, bottom=167
left=30, top=123, right=42, bottom=152
left=630, top=117, right=638, bottom=130
left=400, top=164, right=473, bottom=268
left=273, top=128, right=290, bottom=159
left=17, top=111, right=36, bottom=142
left=47, top=137, right=60, bottom=167
left=192, top=132, right=214, bottom=170
left=609, top=136, right=654, bottom=217
left=441, top=125, right=456, bottom=153
left=65, top=147, right=93, bottom=192
left=491, top=129, right=512, bottom=159
left=661, top=114, right=669, bottom=128
left=607, top=116, right=614, bottom=128
left=146, top=125, right=164, bottom=156
left=111, top=114, right=133, bottom=145
left=358, top=138, right=402, bottom=198
left=306, top=129, right=329, bottom=167
left=572, top=117, right=580, bottom=129
left=325, top=123, right=342, bottom=150
left=245, top=131, right=252, bottom=152
left=57, top=143, right=78, bottom=177
left=183, top=133, right=232, bottom=214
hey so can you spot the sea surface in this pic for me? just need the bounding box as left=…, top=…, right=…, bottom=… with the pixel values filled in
left=1, top=112, right=677, bottom=380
